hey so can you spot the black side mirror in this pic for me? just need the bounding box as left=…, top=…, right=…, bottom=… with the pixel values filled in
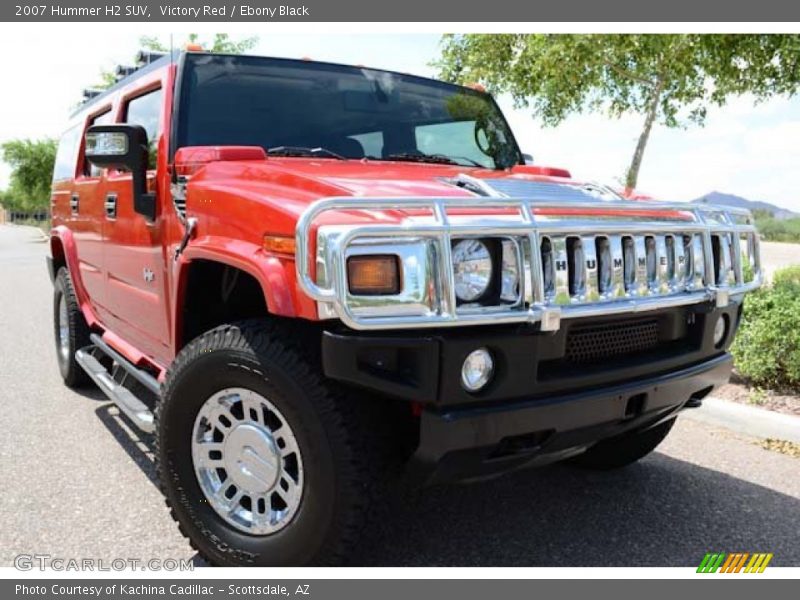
left=85, top=124, right=156, bottom=222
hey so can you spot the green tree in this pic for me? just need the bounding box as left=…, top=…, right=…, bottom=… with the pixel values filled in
left=95, top=33, right=259, bottom=89
left=436, top=34, right=800, bottom=190
left=0, top=138, right=57, bottom=212
left=139, top=33, right=259, bottom=54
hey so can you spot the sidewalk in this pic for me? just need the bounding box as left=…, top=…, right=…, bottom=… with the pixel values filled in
left=1, top=222, right=48, bottom=242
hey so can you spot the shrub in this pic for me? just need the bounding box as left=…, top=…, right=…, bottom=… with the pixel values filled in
left=771, top=265, right=800, bottom=290
left=731, top=265, right=800, bottom=391
left=753, top=215, right=800, bottom=243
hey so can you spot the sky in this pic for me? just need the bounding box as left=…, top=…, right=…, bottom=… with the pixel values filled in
left=0, top=27, right=798, bottom=211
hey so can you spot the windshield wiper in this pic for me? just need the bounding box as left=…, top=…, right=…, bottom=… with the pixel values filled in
left=267, top=146, right=347, bottom=160
left=375, top=152, right=486, bottom=168
left=428, top=153, right=485, bottom=168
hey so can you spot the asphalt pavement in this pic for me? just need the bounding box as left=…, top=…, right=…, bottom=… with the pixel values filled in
left=0, top=224, right=798, bottom=567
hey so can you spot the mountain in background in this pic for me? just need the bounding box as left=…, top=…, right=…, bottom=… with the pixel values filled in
left=692, top=191, right=797, bottom=220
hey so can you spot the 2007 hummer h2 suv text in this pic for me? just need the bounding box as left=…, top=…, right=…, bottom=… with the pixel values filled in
left=48, top=50, right=762, bottom=566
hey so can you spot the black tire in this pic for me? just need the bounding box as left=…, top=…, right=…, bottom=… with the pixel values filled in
left=53, top=267, right=91, bottom=388
left=156, top=320, right=390, bottom=566
left=569, top=418, right=676, bottom=470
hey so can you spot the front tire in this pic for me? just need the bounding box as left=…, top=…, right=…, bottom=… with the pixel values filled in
left=569, top=417, right=676, bottom=470
left=156, top=321, right=386, bottom=566
left=53, top=267, right=91, bottom=388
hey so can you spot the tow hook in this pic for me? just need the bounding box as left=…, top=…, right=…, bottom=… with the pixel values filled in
left=174, top=217, right=197, bottom=260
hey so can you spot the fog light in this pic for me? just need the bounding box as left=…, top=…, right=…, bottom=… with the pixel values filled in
left=461, top=348, right=494, bottom=392
left=713, top=314, right=729, bottom=347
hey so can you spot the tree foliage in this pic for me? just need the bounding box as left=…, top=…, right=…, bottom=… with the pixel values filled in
left=0, top=138, right=57, bottom=212
left=436, top=34, right=800, bottom=188
left=139, top=33, right=259, bottom=54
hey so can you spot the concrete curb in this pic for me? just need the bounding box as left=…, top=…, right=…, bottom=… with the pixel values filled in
left=683, top=397, right=800, bottom=443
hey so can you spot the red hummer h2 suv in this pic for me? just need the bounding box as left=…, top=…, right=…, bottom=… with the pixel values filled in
left=48, top=50, right=762, bottom=566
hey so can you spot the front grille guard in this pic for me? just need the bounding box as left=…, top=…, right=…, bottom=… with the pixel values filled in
left=295, top=196, right=762, bottom=331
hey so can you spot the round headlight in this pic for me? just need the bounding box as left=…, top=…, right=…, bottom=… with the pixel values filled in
left=452, top=239, right=493, bottom=302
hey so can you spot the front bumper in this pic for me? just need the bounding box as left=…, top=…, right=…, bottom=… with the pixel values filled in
left=321, top=302, right=740, bottom=483
left=413, top=353, right=730, bottom=483
left=322, top=302, right=741, bottom=407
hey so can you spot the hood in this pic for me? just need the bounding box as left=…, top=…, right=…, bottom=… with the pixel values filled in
left=185, top=154, right=605, bottom=202
left=183, top=154, right=684, bottom=238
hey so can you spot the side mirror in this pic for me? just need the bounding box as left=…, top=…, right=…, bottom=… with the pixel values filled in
left=522, top=153, right=534, bottom=165
left=85, top=124, right=156, bottom=222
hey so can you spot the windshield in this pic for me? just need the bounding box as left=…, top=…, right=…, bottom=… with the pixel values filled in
left=175, top=54, right=522, bottom=170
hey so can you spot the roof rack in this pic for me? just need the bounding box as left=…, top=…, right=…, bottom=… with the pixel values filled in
left=81, top=88, right=104, bottom=101
left=76, top=49, right=172, bottom=109
left=114, top=65, right=137, bottom=80
left=135, top=50, right=166, bottom=65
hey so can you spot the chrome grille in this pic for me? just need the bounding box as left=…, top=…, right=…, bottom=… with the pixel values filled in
left=539, top=233, right=712, bottom=305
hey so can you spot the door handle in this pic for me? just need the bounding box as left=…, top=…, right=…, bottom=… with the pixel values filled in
left=70, top=194, right=79, bottom=216
left=104, top=194, right=117, bottom=219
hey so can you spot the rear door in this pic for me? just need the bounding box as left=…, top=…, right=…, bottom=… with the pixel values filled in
left=101, top=84, right=171, bottom=362
left=71, top=106, right=115, bottom=308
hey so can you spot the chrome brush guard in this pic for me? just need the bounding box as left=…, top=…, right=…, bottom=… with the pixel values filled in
left=295, top=196, right=762, bottom=331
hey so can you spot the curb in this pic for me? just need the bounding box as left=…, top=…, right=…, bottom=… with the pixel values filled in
left=683, top=397, right=800, bottom=443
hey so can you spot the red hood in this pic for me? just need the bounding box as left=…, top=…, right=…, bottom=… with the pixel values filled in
left=184, top=156, right=685, bottom=238
left=188, top=156, right=566, bottom=197
left=245, top=158, right=576, bottom=197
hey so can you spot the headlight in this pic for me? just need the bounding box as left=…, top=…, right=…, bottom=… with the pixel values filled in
left=452, top=239, right=493, bottom=302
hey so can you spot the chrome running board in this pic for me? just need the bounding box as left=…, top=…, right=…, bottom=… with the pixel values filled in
left=89, top=333, right=161, bottom=396
left=75, top=341, right=157, bottom=434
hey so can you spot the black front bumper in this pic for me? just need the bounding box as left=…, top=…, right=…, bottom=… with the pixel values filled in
left=321, top=302, right=740, bottom=483
left=412, top=353, right=730, bottom=483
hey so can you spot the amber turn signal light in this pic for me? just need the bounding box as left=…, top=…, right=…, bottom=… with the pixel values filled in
left=347, top=255, right=401, bottom=295
left=263, top=235, right=296, bottom=255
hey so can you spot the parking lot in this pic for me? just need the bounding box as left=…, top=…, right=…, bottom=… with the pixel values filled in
left=1, top=224, right=798, bottom=567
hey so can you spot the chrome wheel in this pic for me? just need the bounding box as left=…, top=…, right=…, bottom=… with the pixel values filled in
left=57, top=294, right=70, bottom=361
left=192, top=388, right=304, bottom=534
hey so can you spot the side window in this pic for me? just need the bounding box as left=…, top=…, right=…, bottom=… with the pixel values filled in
left=124, top=88, right=163, bottom=169
left=53, top=125, right=81, bottom=182
left=84, top=109, right=113, bottom=177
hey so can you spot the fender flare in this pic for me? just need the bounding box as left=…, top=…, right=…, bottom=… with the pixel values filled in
left=49, top=226, right=101, bottom=328
left=178, top=237, right=308, bottom=320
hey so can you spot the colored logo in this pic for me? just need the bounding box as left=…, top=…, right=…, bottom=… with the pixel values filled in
left=697, top=552, right=773, bottom=573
